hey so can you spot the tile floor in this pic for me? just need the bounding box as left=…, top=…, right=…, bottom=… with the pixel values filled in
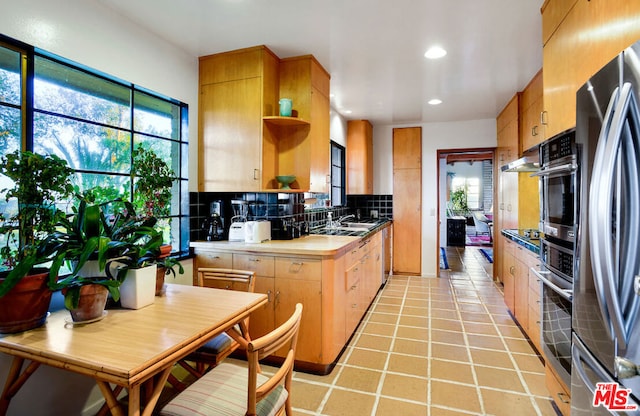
left=286, top=246, right=558, bottom=416
left=161, top=246, right=559, bottom=415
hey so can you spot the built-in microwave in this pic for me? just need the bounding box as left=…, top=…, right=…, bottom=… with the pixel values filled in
left=534, top=129, right=578, bottom=243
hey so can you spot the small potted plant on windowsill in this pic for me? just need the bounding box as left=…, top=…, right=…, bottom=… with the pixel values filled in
left=131, top=146, right=182, bottom=293
left=0, top=150, right=74, bottom=333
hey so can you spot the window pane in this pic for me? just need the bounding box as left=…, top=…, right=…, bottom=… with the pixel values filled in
left=0, top=47, right=21, bottom=106
left=134, top=134, right=180, bottom=174
left=134, top=90, right=180, bottom=140
left=34, top=56, right=131, bottom=128
left=34, top=113, right=131, bottom=173
left=70, top=172, right=131, bottom=205
left=0, top=106, right=21, bottom=156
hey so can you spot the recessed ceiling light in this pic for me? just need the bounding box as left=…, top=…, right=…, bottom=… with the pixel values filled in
left=424, top=46, right=447, bottom=59
left=344, top=110, right=353, bottom=114
left=428, top=99, right=442, bottom=105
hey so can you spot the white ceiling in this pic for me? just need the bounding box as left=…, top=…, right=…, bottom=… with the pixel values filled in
left=96, top=0, right=544, bottom=125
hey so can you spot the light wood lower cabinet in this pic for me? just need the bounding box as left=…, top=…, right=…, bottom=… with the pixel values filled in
left=192, top=225, right=388, bottom=374
left=546, top=365, right=571, bottom=416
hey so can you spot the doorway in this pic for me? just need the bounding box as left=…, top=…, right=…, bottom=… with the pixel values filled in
left=436, top=148, right=496, bottom=276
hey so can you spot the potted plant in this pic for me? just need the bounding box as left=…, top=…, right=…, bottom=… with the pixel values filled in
left=131, top=146, right=180, bottom=293
left=47, top=197, right=160, bottom=320
left=0, top=150, right=74, bottom=333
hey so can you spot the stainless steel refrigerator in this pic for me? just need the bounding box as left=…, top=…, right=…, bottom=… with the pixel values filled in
left=573, top=41, right=640, bottom=414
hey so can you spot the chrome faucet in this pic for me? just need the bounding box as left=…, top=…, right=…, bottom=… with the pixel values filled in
left=337, top=214, right=355, bottom=226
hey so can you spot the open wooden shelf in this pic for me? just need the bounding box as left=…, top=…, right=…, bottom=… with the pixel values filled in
left=263, top=116, right=310, bottom=126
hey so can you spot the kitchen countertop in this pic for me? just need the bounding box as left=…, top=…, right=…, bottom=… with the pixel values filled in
left=191, top=220, right=391, bottom=257
left=501, top=229, right=541, bottom=255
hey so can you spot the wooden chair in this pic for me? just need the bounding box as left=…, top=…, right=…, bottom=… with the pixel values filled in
left=168, top=268, right=256, bottom=389
left=160, top=303, right=303, bottom=416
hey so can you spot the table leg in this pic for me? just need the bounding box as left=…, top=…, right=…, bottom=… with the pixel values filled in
left=0, top=357, right=41, bottom=416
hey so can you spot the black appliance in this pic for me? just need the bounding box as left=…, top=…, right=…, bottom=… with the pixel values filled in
left=271, top=218, right=294, bottom=240
left=571, top=40, right=640, bottom=414
left=202, top=200, right=225, bottom=241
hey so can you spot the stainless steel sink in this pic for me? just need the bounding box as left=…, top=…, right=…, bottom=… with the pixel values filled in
left=343, top=222, right=378, bottom=228
left=334, top=226, right=370, bottom=232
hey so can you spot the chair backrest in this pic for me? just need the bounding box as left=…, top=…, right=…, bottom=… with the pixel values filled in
left=242, top=303, right=303, bottom=415
left=196, top=267, right=255, bottom=293
left=472, top=211, right=490, bottom=232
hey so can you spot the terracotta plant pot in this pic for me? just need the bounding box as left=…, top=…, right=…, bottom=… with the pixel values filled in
left=155, top=266, right=166, bottom=296
left=0, top=269, right=53, bottom=334
left=66, top=284, right=108, bottom=322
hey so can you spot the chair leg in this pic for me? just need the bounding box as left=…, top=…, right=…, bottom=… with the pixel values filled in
left=166, top=373, right=186, bottom=392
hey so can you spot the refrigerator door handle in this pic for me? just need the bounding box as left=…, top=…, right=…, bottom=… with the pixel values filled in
left=591, top=82, right=640, bottom=349
left=589, top=86, right=620, bottom=341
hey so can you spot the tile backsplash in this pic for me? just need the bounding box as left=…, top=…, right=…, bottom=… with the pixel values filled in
left=189, top=192, right=393, bottom=242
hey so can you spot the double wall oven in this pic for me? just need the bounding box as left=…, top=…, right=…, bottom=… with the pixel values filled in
left=532, top=128, right=578, bottom=388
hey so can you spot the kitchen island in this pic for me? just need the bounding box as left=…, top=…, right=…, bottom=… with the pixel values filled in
left=190, top=221, right=390, bottom=374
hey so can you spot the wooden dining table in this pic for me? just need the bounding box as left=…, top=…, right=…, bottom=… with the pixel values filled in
left=0, top=284, right=267, bottom=416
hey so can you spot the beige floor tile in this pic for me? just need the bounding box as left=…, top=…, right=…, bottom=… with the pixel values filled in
left=521, top=371, right=550, bottom=396
left=430, top=308, right=459, bottom=320
left=393, top=338, right=429, bottom=356
left=469, top=348, right=514, bottom=370
left=380, top=373, right=428, bottom=402
left=404, top=298, right=429, bottom=308
left=431, top=318, right=463, bottom=332
left=355, top=334, right=393, bottom=351
left=373, top=303, right=402, bottom=314
left=504, top=337, right=537, bottom=354
left=474, top=366, right=526, bottom=393
left=431, top=329, right=466, bottom=346
left=399, top=315, right=430, bottom=328
left=430, top=359, right=475, bottom=384
left=395, top=325, right=429, bottom=341
left=431, top=342, right=470, bottom=363
left=402, top=306, right=428, bottom=316
left=387, top=353, right=428, bottom=377
left=362, top=322, right=396, bottom=337
left=458, top=311, right=493, bottom=324
left=335, top=366, right=382, bottom=393
left=431, top=300, right=458, bottom=310
left=375, top=397, right=428, bottom=416
left=345, top=348, right=388, bottom=370
left=378, top=296, right=404, bottom=305
left=466, top=333, right=506, bottom=350
left=536, top=397, right=560, bottom=416
left=463, top=321, right=499, bottom=336
left=481, top=388, right=540, bottom=416
left=368, top=312, right=399, bottom=324
left=457, top=303, right=486, bottom=313
left=431, top=380, right=482, bottom=413
left=290, top=381, right=329, bottom=411
left=430, top=406, right=479, bottom=415
left=497, top=323, right=526, bottom=338
left=294, top=367, right=340, bottom=384
left=322, top=389, right=376, bottom=416
left=512, top=352, right=545, bottom=374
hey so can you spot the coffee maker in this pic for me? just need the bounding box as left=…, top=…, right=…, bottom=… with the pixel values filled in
left=202, top=200, right=225, bottom=241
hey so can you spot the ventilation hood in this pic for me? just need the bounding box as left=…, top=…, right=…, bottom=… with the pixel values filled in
left=500, top=156, right=540, bottom=172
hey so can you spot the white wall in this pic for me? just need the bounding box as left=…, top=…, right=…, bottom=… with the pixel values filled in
left=373, top=119, right=497, bottom=276
left=0, top=1, right=198, bottom=414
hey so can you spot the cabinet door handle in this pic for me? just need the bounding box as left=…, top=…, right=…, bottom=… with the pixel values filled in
left=253, top=169, right=259, bottom=180
left=275, top=290, right=280, bottom=306
left=540, top=111, right=548, bottom=126
left=266, top=290, right=272, bottom=303
left=249, top=258, right=261, bottom=262
left=510, top=266, right=515, bottom=275
left=532, top=125, right=538, bottom=136
left=557, top=392, right=570, bottom=404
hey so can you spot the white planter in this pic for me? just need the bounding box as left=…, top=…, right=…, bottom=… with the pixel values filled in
left=119, top=264, right=157, bottom=309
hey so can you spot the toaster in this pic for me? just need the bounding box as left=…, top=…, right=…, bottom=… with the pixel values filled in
left=228, top=221, right=246, bottom=242
left=245, top=221, right=271, bottom=243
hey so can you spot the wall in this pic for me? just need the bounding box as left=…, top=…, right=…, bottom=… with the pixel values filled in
left=0, top=1, right=197, bottom=414
left=373, top=119, right=497, bottom=276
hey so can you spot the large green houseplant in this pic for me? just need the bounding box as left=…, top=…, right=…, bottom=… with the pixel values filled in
left=0, top=150, right=74, bottom=333
left=46, top=197, right=162, bottom=319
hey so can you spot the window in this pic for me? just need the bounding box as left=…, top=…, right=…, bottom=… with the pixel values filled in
left=330, top=141, right=345, bottom=206
left=0, top=36, right=189, bottom=255
left=451, top=177, right=481, bottom=210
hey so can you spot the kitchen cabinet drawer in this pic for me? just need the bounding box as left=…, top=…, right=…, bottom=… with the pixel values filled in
left=546, top=365, right=571, bottom=415
left=529, top=268, right=542, bottom=297
left=275, top=257, right=322, bottom=281
left=345, top=244, right=362, bottom=268
left=503, top=237, right=517, bottom=257
left=528, top=304, right=542, bottom=354
left=233, top=253, right=275, bottom=277
left=194, top=251, right=233, bottom=269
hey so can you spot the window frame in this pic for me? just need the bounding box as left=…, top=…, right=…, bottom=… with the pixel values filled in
left=0, top=34, right=190, bottom=255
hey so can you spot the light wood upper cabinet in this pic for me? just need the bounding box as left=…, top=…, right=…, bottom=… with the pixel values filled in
left=198, top=46, right=279, bottom=192
left=520, top=70, right=544, bottom=152
left=346, top=120, right=373, bottom=195
left=542, top=0, right=640, bottom=139
left=198, top=46, right=331, bottom=192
